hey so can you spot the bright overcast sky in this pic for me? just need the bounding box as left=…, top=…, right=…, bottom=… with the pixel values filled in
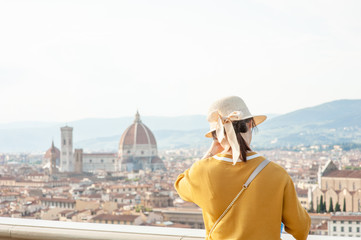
left=0, top=0, right=360, bottom=123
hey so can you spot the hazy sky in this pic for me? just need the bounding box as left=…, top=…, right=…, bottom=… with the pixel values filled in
left=1, top=0, right=360, bottom=123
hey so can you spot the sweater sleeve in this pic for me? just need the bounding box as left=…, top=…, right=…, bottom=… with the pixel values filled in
left=174, top=160, right=203, bottom=204
left=282, top=177, right=311, bottom=240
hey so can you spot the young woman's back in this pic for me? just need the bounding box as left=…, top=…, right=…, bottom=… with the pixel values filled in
left=175, top=151, right=310, bottom=240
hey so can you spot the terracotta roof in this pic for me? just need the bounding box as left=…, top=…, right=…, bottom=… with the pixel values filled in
left=331, top=215, right=361, bottom=221
left=119, top=113, right=157, bottom=148
left=324, top=170, right=361, bottom=178
left=120, top=124, right=136, bottom=145
left=0, top=177, right=16, bottom=181
left=83, top=194, right=101, bottom=199
left=59, top=210, right=74, bottom=215
left=44, top=145, right=60, bottom=159
left=296, top=188, right=308, bottom=197
left=92, top=214, right=138, bottom=222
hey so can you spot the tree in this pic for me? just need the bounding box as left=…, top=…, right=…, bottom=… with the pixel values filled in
left=335, top=202, right=341, bottom=212
left=320, top=196, right=325, bottom=213
left=316, top=202, right=320, bottom=213
left=328, top=198, right=334, bottom=213
left=309, top=201, right=314, bottom=213
left=343, top=198, right=346, bottom=212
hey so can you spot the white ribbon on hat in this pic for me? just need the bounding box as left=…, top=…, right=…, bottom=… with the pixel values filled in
left=209, top=110, right=245, bottom=165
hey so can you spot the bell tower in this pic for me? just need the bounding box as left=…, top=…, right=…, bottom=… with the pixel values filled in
left=60, top=126, right=74, bottom=172
left=49, top=141, right=57, bottom=175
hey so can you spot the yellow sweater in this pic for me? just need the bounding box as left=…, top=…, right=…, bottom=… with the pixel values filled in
left=174, top=152, right=310, bottom=240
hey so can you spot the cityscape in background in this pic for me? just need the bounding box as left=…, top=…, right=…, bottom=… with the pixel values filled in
left=1, top=102, right=361, bottom=238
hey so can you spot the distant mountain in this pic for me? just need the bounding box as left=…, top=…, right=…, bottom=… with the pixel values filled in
left=76, top=129, right=211, bottom=152
left=0, top=99, right=360, bottom=153
left=252, top=99, right=361, bottom=148
left=0, top=115, right=209, bottom=152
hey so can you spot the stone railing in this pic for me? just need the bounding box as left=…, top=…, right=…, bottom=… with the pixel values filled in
left=0, top=217, right=354, bottom=240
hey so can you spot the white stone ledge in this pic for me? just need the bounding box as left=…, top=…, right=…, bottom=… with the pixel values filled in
left=0, top=217, right=355, bottom=240
left=0, top=217, right=204, bottom=240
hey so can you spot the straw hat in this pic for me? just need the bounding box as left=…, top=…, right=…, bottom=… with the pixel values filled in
left=205, top=96, right=267, bottom=138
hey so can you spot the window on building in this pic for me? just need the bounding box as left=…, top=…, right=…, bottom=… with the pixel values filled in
left=112, top=159, right=115, bottom=163
left=353, top=182, right=356, bottom=191
left=141, top=151, right=144, bottom=154
left=357, top=227, right=360, bottom=233
left=339, top=182, right=341, bottom=189
left=333, top=221, right=336, bottom=223
left=63, top=139, right=66, bottom=145
left=101, top=159, right=104, bottom=163
left=349, top=221, right=352, bottom=224
left=90, top=159, right=92, bottom=163
left=69, top=139, right=71, bottom=145
left=349, top=227, right=352, bottom=232
left=341, top=221, right=344, bottom=223
left=341, top=226, right=344, bottom=232
left=333, top=226, right=336, bottom=232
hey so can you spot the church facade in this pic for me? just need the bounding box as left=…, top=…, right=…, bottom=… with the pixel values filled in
left=311, top=160, right=361, bottom=212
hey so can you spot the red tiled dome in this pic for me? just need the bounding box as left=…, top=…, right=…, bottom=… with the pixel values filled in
left=119, top=112, right=157, bottom=148
left=44, top=143, right=60, bottom=159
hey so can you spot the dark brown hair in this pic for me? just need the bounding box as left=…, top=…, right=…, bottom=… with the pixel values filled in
left=212, top=118, right=256, bottom=162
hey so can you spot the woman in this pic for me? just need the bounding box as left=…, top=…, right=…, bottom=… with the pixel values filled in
left=174, top=96, right=310, bottom=240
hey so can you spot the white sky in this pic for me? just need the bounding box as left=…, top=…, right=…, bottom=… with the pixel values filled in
left=0, top=0, right=360, bottom=123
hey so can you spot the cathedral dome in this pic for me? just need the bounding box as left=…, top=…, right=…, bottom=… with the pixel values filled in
left=118, top=111, right=164, bottom=172
left=119, top=111, right=157, bottom=149
left=44, top=143, right=60, bottom=159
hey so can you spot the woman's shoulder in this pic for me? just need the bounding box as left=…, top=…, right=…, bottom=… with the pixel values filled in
left=264, top=160, right=293, bottom=182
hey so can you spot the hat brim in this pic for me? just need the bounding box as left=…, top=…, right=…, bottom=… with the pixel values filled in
left=205, top=115, right=267, bottom=138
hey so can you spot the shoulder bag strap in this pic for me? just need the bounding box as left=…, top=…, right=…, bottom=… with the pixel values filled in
left=208, top=159, right=270, bottom=239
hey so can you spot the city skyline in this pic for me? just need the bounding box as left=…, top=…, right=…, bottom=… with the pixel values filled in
left=1, top=1, right=361, bottom=123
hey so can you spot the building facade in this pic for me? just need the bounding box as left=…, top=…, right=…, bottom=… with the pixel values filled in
left=82, top=153, right=116, bottom=173
left=328, top=213, right=361, bottom=237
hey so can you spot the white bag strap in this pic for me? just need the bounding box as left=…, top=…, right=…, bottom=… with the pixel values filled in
left=208, top=159, right=270, bottom=239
